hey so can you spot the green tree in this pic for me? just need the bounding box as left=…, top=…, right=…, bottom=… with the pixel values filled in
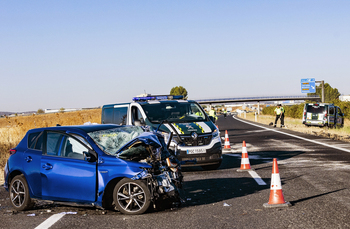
left=308, top=83, right=341, bottom=103
left=37, top=109, right=45, bottom=114
left=170, top=86, right=188, bottom=99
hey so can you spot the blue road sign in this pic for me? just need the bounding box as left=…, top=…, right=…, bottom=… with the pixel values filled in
left=301, top=78, right=316, bottom=93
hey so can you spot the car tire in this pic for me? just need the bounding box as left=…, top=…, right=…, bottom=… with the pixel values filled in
left=9, top=175, right=32, bottom=211
left=201, top=162, right=221, bottom=170
left=113, top=178, right=151, bottom=215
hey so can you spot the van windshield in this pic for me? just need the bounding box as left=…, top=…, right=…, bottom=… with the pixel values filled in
left=306, top=105, right=326, bottom=114
left=141, top=102, right=207, bottom=124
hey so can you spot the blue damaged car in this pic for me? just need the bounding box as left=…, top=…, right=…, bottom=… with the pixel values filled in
left=3, top=124, right=183, bottom=215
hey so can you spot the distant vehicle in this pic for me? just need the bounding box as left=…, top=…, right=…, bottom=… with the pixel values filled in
left=4, top=124, right=183, bottom=214
left=101, top=95, right=222, bottom=170
left=302, top=103, right=344, bottom=128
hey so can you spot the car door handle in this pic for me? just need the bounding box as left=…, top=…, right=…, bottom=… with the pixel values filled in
left=25, top=156, right=32, bottom=162
left=42, top=163, right=53, bottom=170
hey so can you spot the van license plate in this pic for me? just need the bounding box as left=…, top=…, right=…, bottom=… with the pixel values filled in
left=187, top=149, right=206, bottom=154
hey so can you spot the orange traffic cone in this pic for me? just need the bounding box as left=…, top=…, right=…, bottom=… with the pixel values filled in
left=263, top=158, right=291, bottom=208
left=223, top=130, right=231, bottom=150
left=236, top=141, right=254, bottom=172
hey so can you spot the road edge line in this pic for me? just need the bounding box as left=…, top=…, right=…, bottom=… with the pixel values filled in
left=233, top=116, right=350, bottom=153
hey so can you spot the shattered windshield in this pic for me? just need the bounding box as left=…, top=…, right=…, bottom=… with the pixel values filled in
left=141, top=102, right=207, bottom=124
left=88, top=126, right=144, bottom=155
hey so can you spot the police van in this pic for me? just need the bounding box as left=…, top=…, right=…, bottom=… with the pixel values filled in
left=101, top=95, right=222, bottom=170
left=302, top=103, right=344, bottom=128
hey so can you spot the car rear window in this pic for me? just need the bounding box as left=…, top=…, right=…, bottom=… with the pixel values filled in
left=306, top=105, right=325, bottom=114
left=28, top=131, right=43, bottom=150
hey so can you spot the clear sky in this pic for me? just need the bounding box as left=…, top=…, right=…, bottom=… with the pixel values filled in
left=1, top=1, right=350, bottom=112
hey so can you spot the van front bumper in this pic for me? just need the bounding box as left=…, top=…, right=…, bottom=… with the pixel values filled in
left=176, top=141, right=222, bottom=167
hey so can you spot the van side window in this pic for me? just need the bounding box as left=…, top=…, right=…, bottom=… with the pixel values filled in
left=102, top=108, right=114, bottom=124
left=131, top=106, right=144, bottom=125
left=338, top=108, right=343, bottom=115
left=114, top=107, right=128, bottom=125
left=329, top=107, right=335, bottom=115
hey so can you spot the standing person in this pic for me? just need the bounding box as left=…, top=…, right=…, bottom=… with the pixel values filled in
left=223, top=109, right=227, bottom=118
left=209, top=107, right=218, bottom=123
left=274, top=104, right=285, bottom=128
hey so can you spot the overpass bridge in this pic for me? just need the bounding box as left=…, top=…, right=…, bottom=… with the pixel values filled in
left=194, top=95, right=321, bottom=114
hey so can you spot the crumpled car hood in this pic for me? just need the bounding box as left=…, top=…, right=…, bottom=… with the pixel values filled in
left=116, top=132, right=162, bottom=159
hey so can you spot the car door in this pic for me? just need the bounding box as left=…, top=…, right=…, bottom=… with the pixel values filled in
left=328, top=105, right=335, bottom=127
left=336, top=107, right=344, bottom=127
left=22, top=131, right=44, bottom=198
left=41, top=131, right=97, bottom=202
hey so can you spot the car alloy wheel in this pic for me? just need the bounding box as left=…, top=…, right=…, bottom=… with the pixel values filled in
left=113, top=178, right=151, bottom=215
left=10, top=175, right=32, bottom=211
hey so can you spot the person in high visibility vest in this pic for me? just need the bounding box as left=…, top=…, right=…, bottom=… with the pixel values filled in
left=274, top=104, right=285, bottom=127
left=223, top=109, right=227, bottom=118
left=209, top=107, right=218, bottom=123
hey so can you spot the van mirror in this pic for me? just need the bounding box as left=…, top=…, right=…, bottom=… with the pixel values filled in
left=134, top=118, right=145, bottom=126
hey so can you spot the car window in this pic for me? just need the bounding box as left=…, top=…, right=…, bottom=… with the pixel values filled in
left=141, top=102, right=207, bottom=123
left=28, top=131, right=43, bottom=150
left=338, top=108, right=343, bottom=115
left=46, top=132, right=63, bottom=156
left=131, top=106, right=144, bottom=125
left=45, top=132, right=89, bottom=160
left=306, top=105, right=325, bottom=114
left=61, top=136, right=87, bottom=160
left=102, top=107, right=114, bottom=124
left=113, top=107, right=128, bottom=125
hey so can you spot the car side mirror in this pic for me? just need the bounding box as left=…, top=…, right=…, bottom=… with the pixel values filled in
left=84, top=150, right=97, bottom=162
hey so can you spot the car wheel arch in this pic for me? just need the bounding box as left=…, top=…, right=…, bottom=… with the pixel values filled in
left=8, top=170, right=24, bottom=185
left=102, top=177, right=124, bottom=209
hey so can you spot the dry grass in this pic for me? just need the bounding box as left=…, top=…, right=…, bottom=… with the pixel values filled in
left=238, top=112, right=350, bottom=142
left=0, top=109, right=101, bottom=183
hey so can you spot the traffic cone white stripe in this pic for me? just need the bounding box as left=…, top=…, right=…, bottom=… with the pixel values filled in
left=263, top=158, right=291, bottom=208
left=224, top=130, right=231, bottom=149
left=241, top=158, right=250, bottom=164
left=237, top=141, right=253, bottom=171
left=270, top=174, right=282, bottom=190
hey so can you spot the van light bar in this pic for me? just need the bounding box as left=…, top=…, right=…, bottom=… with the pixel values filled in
left=133, top=95, right=184, bottom=101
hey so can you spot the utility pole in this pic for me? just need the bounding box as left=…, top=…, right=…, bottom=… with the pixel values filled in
left=316, top=80, right=325, bottom=103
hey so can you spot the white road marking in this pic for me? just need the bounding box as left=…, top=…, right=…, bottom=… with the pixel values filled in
left=226, top=154, right=267, bottom=185
left=234, top=116, right=350, bottom=153
left=248, top=171, right=267, bottom=185
left=35, top=213, right=65, bottom=229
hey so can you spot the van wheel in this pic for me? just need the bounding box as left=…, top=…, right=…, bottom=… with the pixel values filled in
left=9, top=175, right=32, bottom=211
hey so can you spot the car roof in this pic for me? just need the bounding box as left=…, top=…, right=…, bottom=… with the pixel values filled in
left=28, top=124, right=123, bottom=134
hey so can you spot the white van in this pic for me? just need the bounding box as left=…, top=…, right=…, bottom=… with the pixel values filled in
left=302, top=103, right=344, bottom=128
left=101, top=95, right=222, bottom=170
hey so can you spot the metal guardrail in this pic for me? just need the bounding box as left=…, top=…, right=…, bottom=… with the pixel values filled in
left=195, top=95, right=321, bottom=104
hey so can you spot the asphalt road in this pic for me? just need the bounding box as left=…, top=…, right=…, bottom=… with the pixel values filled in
left=1, top=115, right=350, bottom=229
